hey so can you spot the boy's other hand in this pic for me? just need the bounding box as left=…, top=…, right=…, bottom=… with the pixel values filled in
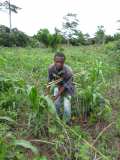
left=58, top=86, right=64, bottom=95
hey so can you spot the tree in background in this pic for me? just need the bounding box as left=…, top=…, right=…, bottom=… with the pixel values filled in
left=36, top=29, right=51, bottom=48
left=10, top=28, right=30, bottom=47
left=105, top=35, right=114, bottom=43
left=95, top=25, right=106, bottom=45
left=70, top=30, right=85, bottom=46
left=0, top=25, right=11, bottom=46
left=35, top=28, right=63, bottom=50
left=49, top=28, right=63, bottom=50
left=0, top=25, right=29, bottom=47
left=114, top=20, right=120, bottom=50
left=84, top=33, right=92, bottom=45
left=114, top=33, right=120, bottom=41
left=0, top=0, right=21, bottom=31
left=62, top=13, right=80, bottom=46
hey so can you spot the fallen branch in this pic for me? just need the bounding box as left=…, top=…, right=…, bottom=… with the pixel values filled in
left=93, top=122, right=115, bottom=146
left=57, top=119, right=109, bottom=160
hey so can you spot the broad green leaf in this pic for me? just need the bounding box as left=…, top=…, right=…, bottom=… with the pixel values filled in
left=0, top=56, right=7, bottom=66
left=13, top=139, right=38, bottom=154
left=27, top=85, right=38, bottom=111
left=43, top=95, right=56, bottom=114
left=0, top=116, right=16, bottom=124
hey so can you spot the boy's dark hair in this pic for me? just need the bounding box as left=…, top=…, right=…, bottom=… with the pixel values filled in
left=54, top=52, right=66, bottom=61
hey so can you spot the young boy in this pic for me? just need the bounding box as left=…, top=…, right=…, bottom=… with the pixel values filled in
left=47, top=52, right=75, bottom=124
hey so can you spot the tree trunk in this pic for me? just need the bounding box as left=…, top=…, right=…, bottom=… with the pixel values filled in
left=67, top=39, right=70, bottom=47
left=9, top=0, right=12, bottom=31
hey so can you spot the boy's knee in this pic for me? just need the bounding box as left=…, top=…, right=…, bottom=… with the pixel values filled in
left=64, top=96, right=71, bottom=113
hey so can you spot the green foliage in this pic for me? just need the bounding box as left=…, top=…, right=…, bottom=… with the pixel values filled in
left=0, top=122, right=28, bottom=160
left=105, top=35, right=114, bottom=43
left=114, top=33, right=120, bottom=41
left=27, top=85, right=57, bottom=137
left=115, top=40, right=120, bottom=50
left=0, top=136, right=38, bottom=160
left=49, top=33, right=62, bottom=51
left=27, top=85, right=38, bottom=111
left=0, top=138, right=8, bottom=160
left=115, top=114, right=120, bottom=136
left=0, top=116, right=16, bottom=124
left=30, top=37, right=41, bottom=48
left=13, top=139, right=38, bottom=154
left=0, top=31, right=12, bottom=47
left=95, top=25, right=106, bottom=44
left=35, top=28, right=62, bottom=50
left=0, top=24, right=119, bottom=47
left=74, top=60, right=112, bottom=123
left=0, top=25, right=29, bottom=47
left=36, top=29, right=51, bottom=48
left=10, top=28, right=30, bottom=47
left=33, top=156, right=48, bottom=160
left=0, top=76, right=26, bottom=110
left=27, top=85, right=56, bottom=114
left=0, top=44, right=119, bottom=159
left=70, top=31, right=86, bottom=46
left=75, top=144, right=90, bottom=160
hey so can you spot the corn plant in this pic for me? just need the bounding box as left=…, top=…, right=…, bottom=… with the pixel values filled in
left=73, top=60, right=112, bottom=123
left=27, top=85, right=58, bottom=137
left=0, top=76, right=26, bottom=111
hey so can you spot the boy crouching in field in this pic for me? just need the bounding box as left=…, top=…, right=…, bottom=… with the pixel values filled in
left=47, top=52, right=75, bottom=125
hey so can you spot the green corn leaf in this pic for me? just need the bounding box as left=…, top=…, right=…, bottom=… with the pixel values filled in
left=0, top=116, right=16, bottom=124
left=27, top=85, right=38, bottom=111
left=42, top=95, right=56, bottom=114
left=13, top=139, right=38, bottom=154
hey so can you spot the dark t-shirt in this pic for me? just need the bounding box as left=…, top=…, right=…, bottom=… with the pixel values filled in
left=48, top=64, right=75, bottom=96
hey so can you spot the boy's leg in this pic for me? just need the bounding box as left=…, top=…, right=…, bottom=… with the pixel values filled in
left=54, top=87, right=62, bottom=116
left=63, top=95, right=71, bottom=123
left=54, top=96, right=62, bottom=116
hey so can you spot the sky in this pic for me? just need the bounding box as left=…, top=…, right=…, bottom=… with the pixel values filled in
left=0, top=0, right=120, bottom=36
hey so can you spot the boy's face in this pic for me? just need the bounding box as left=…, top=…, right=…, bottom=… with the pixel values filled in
left=54, top=56, right=64, bottom=70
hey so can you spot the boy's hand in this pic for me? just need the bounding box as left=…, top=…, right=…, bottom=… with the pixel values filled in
left=55, top=86, right=64, bottom=100
left=52, top=86, right=64, bottom=101
left=58, top=86, right=64, bottom=95
left=52, top=96, right=58, bottom=101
